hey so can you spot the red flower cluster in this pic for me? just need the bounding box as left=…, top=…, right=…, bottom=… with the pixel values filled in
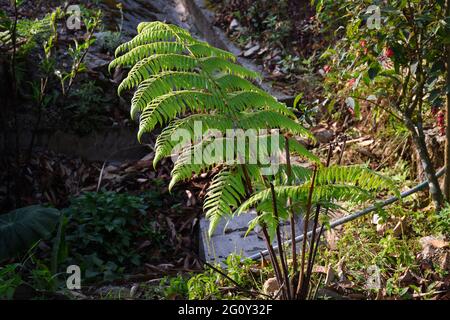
left=360, top=40, right=368, bottom=55
left=384, top=47, right=394, bottom=58
left=347, top=78, right=356, bottom=87
left=347, top=106, right=355, bottom=116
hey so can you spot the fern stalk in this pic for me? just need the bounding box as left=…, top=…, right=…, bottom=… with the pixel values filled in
left=242, top=163, right=285, bottom=298
left=303, top=142, right=342, bottom=299
left=296, top=165, right=318, bottom=299
left=270, top=181, right=291, bottom=299
left=304, top=144, right=333, bottom=298
left=284, top=136, right=298, bottom=288
left=262, top=222, right=286, bottom=299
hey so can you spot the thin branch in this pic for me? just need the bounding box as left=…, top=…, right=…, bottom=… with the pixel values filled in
left=351, top=96, right=402, bottom=122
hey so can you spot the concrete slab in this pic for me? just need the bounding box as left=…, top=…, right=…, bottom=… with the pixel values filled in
left=199, top=211, right=306, bottom=264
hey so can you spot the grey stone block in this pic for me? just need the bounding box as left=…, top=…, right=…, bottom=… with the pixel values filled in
left=199, top=211, right=306, bottom=264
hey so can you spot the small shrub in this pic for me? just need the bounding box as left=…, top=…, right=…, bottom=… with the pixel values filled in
left=162, top=275, right=189, bottom=299
left=65, top=81, right=111, bottom=134
left=186, top=255, right=264, bottom=300
left=61, top=191, right=166, bottom=282
left=0, top=264, right=23, bottom=300
left=433, top=205, right=450, bottom=236
left=96, top=31, right=122, bottom=55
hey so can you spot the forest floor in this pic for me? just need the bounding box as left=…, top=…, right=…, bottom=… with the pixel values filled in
left=0, top=0, right=209, bottom=299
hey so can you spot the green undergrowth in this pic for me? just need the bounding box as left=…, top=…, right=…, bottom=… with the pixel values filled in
left=0, top=188, right=178, bottom=299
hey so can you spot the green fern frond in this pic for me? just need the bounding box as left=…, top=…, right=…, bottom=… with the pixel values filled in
left=204, top=167, right=247, bottom=236
left=136, top=88, right=300, bottom=139
left=169, top=135, right=318, bottom=190
left=287, top=139, right=320, bottom=164
left=235, top=184, right=374, bottom=216
left=278, top=163, right=314, bottom=183
left=240, top=112, right=314, bottom=139
left=136, top=22, right=235, bottom=61
left=315, top=165, right=400, bottom=197
left=154, top=114, right=232, bottom=167
left=111, top=22, right=398, bottom=249
left=118, top=56, right=199, bottom=95
left=117, top=56, right=260, bottom=97
left=0, top=30, right=12, bottom=46
left=136, top=21, right=191, bottom=36
left=200, top=56, right=259, bottom=79
left=128, top=71, right=212, bottom=115
left=215, top=74, right=266, bottom=93
left=137, top=90, right=224, bottom=139
left=227, top=91, right=292, bottom=115
left=111, top=40, right=236, bottom=74
left=115, top=26, right=193, bottom=56
left=153, top=111, right=315, bottom=167
left=169, top=138, right=223, bottom=191
left=110, top=42, right=187, bottom=70
left=189, top=43, right=236, bottom=61
left=235, top=165, right=399, bottom=215
left=199, top=57, right=256, bottom=78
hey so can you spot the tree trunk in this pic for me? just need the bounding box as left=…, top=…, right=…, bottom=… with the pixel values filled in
left=444, top=0, right=450, bottom=201
left=407, top=120, right=444, bottom=210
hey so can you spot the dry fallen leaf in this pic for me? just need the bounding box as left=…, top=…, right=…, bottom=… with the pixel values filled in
left=420, top=236, right=449, bottom=250
left=185, top=189, right=197, bottom=207
left=263, top=277, right=280, bottom=296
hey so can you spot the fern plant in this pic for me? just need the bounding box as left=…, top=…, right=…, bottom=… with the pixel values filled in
left=110, top=21, right=317, bottom=231
left=110, top=21, right=398, bottom=300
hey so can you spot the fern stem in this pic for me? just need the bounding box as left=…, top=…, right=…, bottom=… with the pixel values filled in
left=240, top=164, right=254, bottom=195
left=303, top=204, right=321, bottom=298
left=296, top=165, right=317, bottom=299
left=261, top=225, right=286, bottom=299
left=307, top=224, right=324, bottom=299
left=306, top=140, right=346, bottom=298
left=241, top=164, right=285, bottom=298
left=270, top=182, right=292, bottom=299
left=284, top=136, right=298, bottom=289
left=304, top=143, right=334, bottom=297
